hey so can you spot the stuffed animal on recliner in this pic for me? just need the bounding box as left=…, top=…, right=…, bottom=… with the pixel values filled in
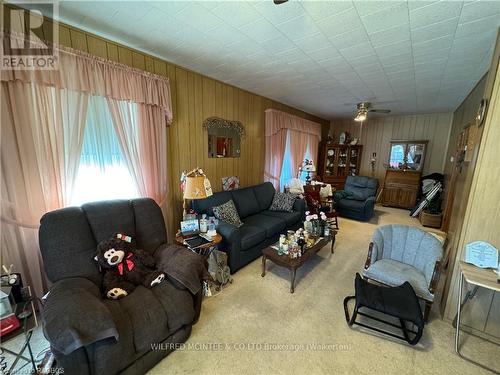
left=95, top=233, right=165, bottom=300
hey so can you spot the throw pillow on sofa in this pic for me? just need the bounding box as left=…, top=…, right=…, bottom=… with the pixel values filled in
left=269, top=192, right=296, bottom=212
left=213, top=199, right=243, bottom=227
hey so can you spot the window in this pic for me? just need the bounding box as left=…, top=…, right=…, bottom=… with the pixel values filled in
left=70, top=96, right=139, bottom=206
left=279, top=132, right=314, bottom=190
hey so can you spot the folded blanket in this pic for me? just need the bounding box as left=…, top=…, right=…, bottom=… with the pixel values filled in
left=154, top=244, right=210, bottom=295
left=42, top=278, right=118, bottom=355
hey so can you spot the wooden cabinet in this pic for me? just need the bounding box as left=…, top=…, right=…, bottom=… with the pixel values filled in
left=317, top=143, right=362, bottom=190
left=381, top=169, right=420, bottom=209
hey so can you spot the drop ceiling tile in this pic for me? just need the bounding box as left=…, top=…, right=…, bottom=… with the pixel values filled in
left=375, top=39, right=412, bottom=58
left=211, top=2, right=260, bottom=28
left=251, top=1, right=306, bottom=24
left=258, top=35, right=296, bottom=53
left=354, top=1, right=406, bottom=17
left=455, top=14, right=500, bottom=39
left=315, top=7, right=363, bottom=38
left=411, top=17, right=459, bottom=43
left=293, top=32, right=333, bottom=53
left=238, top=18, right=281, bottom=43
left=360, top=3, right=409, bottom=34
left=308, top=47, right=342, bottom=62
left=368, top=23, right=411, bottom=47
left=413, top=48, right=451, bottom=64
left=410, top=1, right=463, bottom=29
left=413, top=34, right=454, bottom=56
left=275, top=14, right=321, bottom=41
left=379, top=51, right=413, bottom=66
left=459, top=0, right=500, bottom=23
left=150, top=1, right=190, bottom=15
left=340, top=42, right=377, bottom=60
left=328, top=27, right=370, bottom=50
left=301, top=0, right=353, bottom=20
left=171, top=3, right=224, bottom=33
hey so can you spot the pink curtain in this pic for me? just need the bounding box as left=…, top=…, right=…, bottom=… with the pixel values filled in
left=2, top=34, right=173, bottom=123
left=1, top=81, right=89, bottom=298
left=1, top=39, right=173, bottom=297
left=107, top=99, right=172, bottom=237
left=265, top=109, right=322, bottom=189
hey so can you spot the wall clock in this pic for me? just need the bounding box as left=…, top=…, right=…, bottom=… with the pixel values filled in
left=476, top=98, right=487, bottom=127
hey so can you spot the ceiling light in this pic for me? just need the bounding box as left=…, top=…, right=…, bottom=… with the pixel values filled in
left=354, top=110, right=367, bottom=122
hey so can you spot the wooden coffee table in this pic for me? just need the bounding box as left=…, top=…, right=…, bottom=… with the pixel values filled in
left=261, top=232, right=336, bottom=293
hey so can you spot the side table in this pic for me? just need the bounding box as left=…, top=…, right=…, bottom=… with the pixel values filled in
left=454, top=261, right=500, bottom=373
left=0, top=286, right=38, bottom=373
left=175, top=231, right=222, bottom=257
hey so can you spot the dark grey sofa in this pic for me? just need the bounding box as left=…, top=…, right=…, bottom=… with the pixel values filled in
left=38, top=198, right=203, bottom=375
left=334, top=176, right=379, bottom=221
left=192, top=182, right=306, bottom=272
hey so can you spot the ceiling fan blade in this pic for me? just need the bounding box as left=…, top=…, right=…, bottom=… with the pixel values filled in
left=369, top=109, right=391, bottom=113
left=273, top=0, right=288, bottom=4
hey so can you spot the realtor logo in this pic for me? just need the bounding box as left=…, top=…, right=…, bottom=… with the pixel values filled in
left=1, top=1, right=59, bottom=70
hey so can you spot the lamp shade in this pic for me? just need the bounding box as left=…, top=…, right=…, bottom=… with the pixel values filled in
left=183, top=175, right=213, bottom=199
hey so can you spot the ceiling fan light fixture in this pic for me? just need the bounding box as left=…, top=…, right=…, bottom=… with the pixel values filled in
left=354, top=110, right=367, bottom=122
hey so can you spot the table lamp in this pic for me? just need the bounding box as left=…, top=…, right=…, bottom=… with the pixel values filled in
left=299, top=159, right=316, bottom=185
left=181, top=168, right=213, bottom=219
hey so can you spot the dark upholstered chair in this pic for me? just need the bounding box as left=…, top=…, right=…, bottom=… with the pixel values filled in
left=192, top=182, right=306, bottom=272
left=334, top=176, right=379, bottom=221
left=39, top=198, right=202, bottom=375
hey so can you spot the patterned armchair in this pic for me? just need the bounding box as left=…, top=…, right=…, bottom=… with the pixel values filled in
left=362, top=225, right=443, bottom=320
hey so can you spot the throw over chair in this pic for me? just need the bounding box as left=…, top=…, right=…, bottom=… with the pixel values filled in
left=362, top=225, right=443, bottom=320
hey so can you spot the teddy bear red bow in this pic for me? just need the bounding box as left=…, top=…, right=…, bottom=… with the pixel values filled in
left=95, top=233, right=165, bottom=300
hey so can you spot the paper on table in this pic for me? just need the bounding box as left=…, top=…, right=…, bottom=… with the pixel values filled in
left=464, top=241, right=499, bottom=269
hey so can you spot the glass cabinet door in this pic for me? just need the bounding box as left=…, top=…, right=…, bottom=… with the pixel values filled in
left=325, top=147, right=336, bottom=176
left=337, top=147, right=347, bottom=177
left=349, top=147, right=359, bottom=176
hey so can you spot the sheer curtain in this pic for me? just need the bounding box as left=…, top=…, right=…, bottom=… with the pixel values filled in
left=1, top=81, right=88, bottom=298
left=70, top=96, right=139, bottom=206
left=1, top=39, right=173, bottom=298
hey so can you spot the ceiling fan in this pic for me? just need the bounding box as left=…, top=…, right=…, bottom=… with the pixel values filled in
left=353, top=102, right=391, bottom=122
left=273, top=0, right=288, bottom=4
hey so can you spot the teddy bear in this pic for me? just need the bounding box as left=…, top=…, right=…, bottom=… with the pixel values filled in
left=95, top=233, right=166, bottom=300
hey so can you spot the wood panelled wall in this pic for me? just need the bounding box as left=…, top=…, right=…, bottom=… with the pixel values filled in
left=443, top=33, right=500, bottom=340
left=32, top=16, right=329, bottom=228
left=330, top=113, right=453, bottom=185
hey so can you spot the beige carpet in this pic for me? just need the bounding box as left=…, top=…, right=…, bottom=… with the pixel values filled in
left=149, top=206, right=498, bottom=375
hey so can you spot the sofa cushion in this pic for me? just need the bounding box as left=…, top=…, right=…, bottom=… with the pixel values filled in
left=213, top=199, right=243, bottom=227
left=231, top=187, right=260, bottom=218
left=337, top=198, right=365, bottom=213
left=243, top=214, right=287, bottom=238
left=239, top=225, right=266, bottom=250
left=269, top=192, right=296, bottom=212
left=362, top=259, right=433, bottom=301
left=252, top=182, right=276, bottom=211
left=345, top=186, right=372, bottom=201
left=192, top=191, right=232, bottom=216
left=261, top=210, right=301, bottom=226
left=82, top=200, right=135, bottom=243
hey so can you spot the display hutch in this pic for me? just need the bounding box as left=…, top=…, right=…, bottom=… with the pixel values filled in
left=317, top=142, right=363, bottom=190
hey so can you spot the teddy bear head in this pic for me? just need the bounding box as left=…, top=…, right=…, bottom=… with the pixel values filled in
left=95, top=233, right=134, bottom=269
